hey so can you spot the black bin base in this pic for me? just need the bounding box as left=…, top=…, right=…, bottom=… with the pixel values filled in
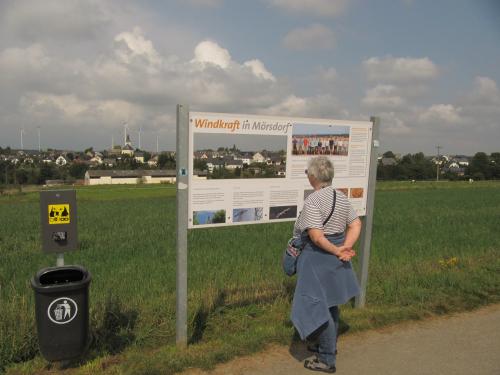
left=31, top=265, right=91, bottom=361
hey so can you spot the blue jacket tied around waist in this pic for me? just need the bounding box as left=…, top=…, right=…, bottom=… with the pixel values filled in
left=291, top=233, right=360, bottom=340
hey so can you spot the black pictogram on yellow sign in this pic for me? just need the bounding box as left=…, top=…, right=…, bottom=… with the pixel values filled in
left=48, top=204, right=70, bottom=225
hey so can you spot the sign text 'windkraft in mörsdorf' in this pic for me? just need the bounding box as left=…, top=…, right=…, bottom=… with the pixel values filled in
left=193, top=118, right=292, bottom=134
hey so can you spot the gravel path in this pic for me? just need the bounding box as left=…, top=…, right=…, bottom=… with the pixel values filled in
left=180, top=304, right=500, bottom=375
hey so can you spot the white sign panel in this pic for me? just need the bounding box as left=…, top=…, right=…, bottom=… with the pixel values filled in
left=188, top=111, right=373, bottom=229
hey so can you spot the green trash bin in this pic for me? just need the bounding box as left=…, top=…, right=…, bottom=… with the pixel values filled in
left=31, top=265, right=91, bottom=361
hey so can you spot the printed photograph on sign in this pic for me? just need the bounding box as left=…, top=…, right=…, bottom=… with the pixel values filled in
left=292, top=124, right=350, bottom=156
left=232, top=207, right=264, bottom=223
left=48, top=204, right=70, bottom=224
left=338, top=187, right=349, bottom=196
left=193, top=133, right=286, bottom=179
left=304, top=189, right=314, bottom=200
left=269, top=205, right=297, bottom=220
left=193, top=209, right=226, bottom=225
left=350, top=188, right=364, bottom=198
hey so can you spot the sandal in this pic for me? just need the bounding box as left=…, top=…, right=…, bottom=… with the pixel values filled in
left=304, top=357, right=336, bottom=373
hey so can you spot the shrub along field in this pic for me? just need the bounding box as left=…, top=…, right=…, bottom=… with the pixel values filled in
left=1, top=182, right=499, bottom=374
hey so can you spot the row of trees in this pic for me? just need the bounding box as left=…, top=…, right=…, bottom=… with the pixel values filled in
left=0, top=161, right=88, bottom=186
left=466, top=152, right=500, bottom=180
left=377, top=152, right=435, bottom=180
left=377, top=152, right=500, bottom=181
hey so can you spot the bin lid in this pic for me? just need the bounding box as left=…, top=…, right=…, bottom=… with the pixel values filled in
left=31, top=265, right=91, bottom=292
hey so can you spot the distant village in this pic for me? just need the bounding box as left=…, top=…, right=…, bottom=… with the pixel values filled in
left=0, top=135, right=286, bottom=187
left=0, top=135, right=176, bottom=187
left=1, top=135, right=498, bottom=188
left=379, top=152, right=471, bottom=177
left=193, top=148, right=286, bottom=179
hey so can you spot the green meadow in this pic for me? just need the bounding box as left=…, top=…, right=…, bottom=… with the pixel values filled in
left=1, top=181, right=499, bottom=374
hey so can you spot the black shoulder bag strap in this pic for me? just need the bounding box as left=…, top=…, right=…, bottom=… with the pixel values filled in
left=322, top=189, right=337, bottom=227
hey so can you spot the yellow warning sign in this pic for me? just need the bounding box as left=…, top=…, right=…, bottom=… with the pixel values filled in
left=48, top=204, right=70, bottom=225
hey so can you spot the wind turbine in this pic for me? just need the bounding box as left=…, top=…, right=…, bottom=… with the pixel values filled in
left=138, top=126, right=142, bottom=150
left=37, top=126, right=41, bottom=152
left=20, top=127, right=26, bottom=150
left=123, top=122, right=128, bottom=145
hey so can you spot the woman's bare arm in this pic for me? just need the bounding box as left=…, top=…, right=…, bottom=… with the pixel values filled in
left=343, top=218, right=362, bottom=248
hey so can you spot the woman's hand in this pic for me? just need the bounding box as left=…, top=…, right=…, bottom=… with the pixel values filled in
left=308, top=228, right=356, bottom=261
left=337, top=246, right=356, bottom=261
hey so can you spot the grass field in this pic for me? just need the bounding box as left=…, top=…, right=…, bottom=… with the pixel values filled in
left=1, top=181, right=499, bottom=374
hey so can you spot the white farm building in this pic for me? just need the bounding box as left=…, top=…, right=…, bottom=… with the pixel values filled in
left=84, top=170, right=176, bottom=185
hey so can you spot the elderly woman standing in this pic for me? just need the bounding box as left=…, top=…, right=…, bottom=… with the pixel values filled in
left=292, top=156, right=362, bottom=373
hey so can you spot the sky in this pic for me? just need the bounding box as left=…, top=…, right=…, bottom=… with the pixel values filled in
left=0, top=0, right=499, bottom=155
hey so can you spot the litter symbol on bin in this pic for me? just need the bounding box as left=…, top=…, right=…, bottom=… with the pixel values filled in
left=48, top=204, right=71, bottom=225
left=47, top=297, right=78, bottom=324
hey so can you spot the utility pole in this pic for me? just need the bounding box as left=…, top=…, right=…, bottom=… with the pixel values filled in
left=436, top=145, right=442, bottom=181
left=111, top=135, right=114, bottom=149
left=156, top=135, right=159, bottom=153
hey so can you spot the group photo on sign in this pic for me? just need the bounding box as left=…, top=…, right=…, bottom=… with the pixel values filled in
left=292, top=124, right=350, bottom=156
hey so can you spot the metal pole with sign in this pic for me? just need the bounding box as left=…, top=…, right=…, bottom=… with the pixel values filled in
left=40, top=190, right=79, bottom=264
left=354, top=117, right=380, bottom=308
left=176, top=104, right=189, bottom=346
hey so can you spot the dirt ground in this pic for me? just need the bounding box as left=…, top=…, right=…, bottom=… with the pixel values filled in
left=179, top=304, right=500, bottom=375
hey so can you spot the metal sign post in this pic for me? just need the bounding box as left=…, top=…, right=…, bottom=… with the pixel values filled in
left=355, top=117, right=380, bottom=308
left=176, top=104, right=189, bottom=346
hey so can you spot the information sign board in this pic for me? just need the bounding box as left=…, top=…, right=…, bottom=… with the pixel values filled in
left=188, top=111, right=373, bottom=229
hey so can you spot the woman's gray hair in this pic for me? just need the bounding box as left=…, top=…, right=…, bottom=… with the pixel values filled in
left=307, top=156, right=334, bottom=185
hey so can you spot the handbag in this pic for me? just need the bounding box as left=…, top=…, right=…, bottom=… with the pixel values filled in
left=282, top=190, right=337, bottom=276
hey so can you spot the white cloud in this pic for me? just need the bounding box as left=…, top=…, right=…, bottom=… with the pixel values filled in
left=363, top=56, right=439, bottom=83
left=467, top=76, right=500, bottom=105
left=114, top=27, right=161, bottom=67
left=0, top=44, right=51, bottom=74
left=378, top=112, right=412, bottom=135
left=0, top=31, right=285, bottom=143
left=243, top=59, right=276, bottom=81
left=192, top=40, right=232, bottom=69
left=283, top=24, right=335, bottom=51
left=362, top=85, right=406, bottom=110
left=419, top=104, right=462, bottom=124
left=459, top=76, right=500, bottom=122
left=266, top=0, right=349, bottom=18
left=19, top=93, right=144, bottom=127
left=260, top=94, right=347, bottom=118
